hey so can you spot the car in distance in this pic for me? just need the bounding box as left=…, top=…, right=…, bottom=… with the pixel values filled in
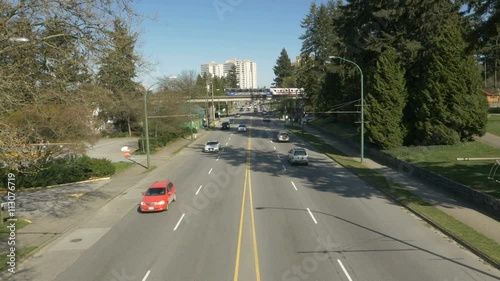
left=140, top=181, right=177, bottom=212
left=263, top=116, right=271, bottom=122
left=235, top=113, right=241, bottom=117
left=302, top=114, right=316, bottom=124
left=221, top=122, right=230, bottom=130
left=288, top=147, right=309, bottom=165
left=237, top=124, right=247, bottom=132
left=276, top=130, right=290, bottom=142
left=203, top=140, right=221, bottom=152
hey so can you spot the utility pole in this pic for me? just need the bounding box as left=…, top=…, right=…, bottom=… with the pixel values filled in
left=211, top=82, right=215, bottom=126
left=328, top=56, right=365, bottom=163
left=205, top=81, right=210, bottom=129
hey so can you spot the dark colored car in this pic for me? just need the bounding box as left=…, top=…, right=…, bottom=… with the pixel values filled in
left=221, top=122, right=230, bottom=130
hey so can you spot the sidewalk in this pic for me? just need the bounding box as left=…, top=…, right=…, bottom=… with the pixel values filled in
left=300, top=124, right=500, bottom=246
left=476, top=132, right=500, bottom=149
left=6, top=130, right=207, bottom=261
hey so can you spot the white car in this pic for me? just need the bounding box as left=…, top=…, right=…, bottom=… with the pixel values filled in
left=276, top=131, right=290, bottom=142
left=237, top=124, right=247, bottom=132
left=203, top=140, right=221, bottom=152
left=288, top=147, right=309, bottom=165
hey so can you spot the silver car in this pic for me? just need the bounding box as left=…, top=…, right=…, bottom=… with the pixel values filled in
left=276, top=131, right=290, bottom=142
left=203, top=140, right=221, bottom=152
left=288, top=148, right=309, bottom=165
left=237, top=124, right=247, bottom=132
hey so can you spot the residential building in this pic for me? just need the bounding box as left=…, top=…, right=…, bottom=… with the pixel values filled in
left=223, top=59, right=257, bottom=89
left=202, top=59, right=258, bottom=89
left=201, top=61, right=224, bottom=78
left=237, top=59, right=257, bottom=89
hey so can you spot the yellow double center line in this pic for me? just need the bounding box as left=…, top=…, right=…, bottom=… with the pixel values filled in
left=233, top=121, right=261, bottom=281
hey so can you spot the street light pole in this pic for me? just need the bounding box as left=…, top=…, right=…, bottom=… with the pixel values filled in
left=484, top=55, right=487, bottom=88
left=216, top=88, right=221, bottom=120
left=211, top=82, right=215, bottom=125
left=328, top=56, right=364, bottom=163
left=144, top=83, right=159, bottom=169
left=205, top=82, right=210, bottom=129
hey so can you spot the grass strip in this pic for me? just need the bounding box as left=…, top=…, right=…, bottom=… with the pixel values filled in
left=289, top=127, right=500, bottom=266
left=0, top=219, right=37, bottom=273
left=487, top=114, right=500, bottom=136
left=112, top=162, right=134, bottom=174
left=0, top=246, right=38, bottom=273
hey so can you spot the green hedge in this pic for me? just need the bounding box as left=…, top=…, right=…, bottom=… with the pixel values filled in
left=488, top=107, right=500, bottom=114
left=137, top=127, right=196, bottom=152
left=1, top=155, right=115, bottom=189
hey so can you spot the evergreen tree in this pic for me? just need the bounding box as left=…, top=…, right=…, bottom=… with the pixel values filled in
left=97, top=19, right=141, bottom=136
left=273, top=48, right=293, bottom=87
left=365, top=47, right=407, bottom=149
left=298, top=1, right=342, bottom=110
left=299, top=3, right=318, bottom=58
left=282, top=74, right=297, bottom=88
left=297, top=3, right=320, bottom=106
left=316, top=1, right=349, bottom=115
left=226, top=64, right=238, bottom=88
left=195, top=74, right=208, bottom=97
left=407, top=1, right=487, bottom=145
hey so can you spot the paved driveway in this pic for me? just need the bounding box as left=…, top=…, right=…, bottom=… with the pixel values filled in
left=2, top=179, right=110, bottom=220
left=85, top=137, right=145, bottom=162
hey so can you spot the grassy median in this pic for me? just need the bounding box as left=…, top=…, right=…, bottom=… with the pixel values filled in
left=486, top=114, right=500, bottom=136
left=309, top=120, right=500, bottom=199
left=289, top=127, right=500, bottom=266
left=113, top=162, right=134, bottom=174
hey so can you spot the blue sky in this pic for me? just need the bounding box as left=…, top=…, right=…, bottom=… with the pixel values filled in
left=133, top=0, right=327, bottom=88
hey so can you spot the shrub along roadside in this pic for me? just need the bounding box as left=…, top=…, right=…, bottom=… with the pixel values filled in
left=136, top=127, right=197, bottom=154
left=0, top=155, right=115, bottom=189
left=289, top=127, right=500, bottom=267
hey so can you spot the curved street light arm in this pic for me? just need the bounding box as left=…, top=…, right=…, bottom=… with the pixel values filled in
left=327, top=55, right=364, bottom=163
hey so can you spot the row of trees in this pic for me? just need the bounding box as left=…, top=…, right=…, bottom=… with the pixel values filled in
left=0, top=1, right=202, bottom=175
left=0, top=0, right=152, bottom=174
left=0, top=1, right=251, bottom=185
left=273, top=0, right=497, bottom=149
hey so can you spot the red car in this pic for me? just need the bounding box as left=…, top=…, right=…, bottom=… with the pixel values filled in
left=140, top=181, right=177, bottom=212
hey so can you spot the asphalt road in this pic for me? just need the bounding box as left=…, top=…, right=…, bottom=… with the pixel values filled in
left=9, top=112, right=500, bottom=281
